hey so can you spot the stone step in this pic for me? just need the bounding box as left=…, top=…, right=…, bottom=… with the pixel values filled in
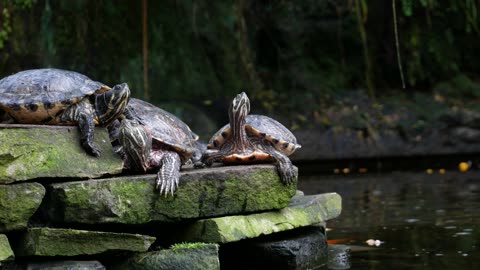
left=170, top=193, right=341, bottom=243
left=12, top=228, right=156, bottom=257
left=0, top=182, right=45, bottom=232
left=112, top=243, right=220, bottom=270
left=0, top=124, right=123, bottom=184
left=2, top=260, right=106, bottom=270
left=46, top=164, right=297, bottom=224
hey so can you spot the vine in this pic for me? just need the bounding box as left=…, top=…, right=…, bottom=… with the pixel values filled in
left=393, top=0, right=406, bottom=89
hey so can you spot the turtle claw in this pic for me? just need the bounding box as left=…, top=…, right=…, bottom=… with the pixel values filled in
left=194, top=161, right=207, bottom=169
left=156, top=173, right=179, bottom=197
left=156, top=152, right=181, bottom=197
left=83, top=141, right=101, bottom=157
left=277, top=160, right=297, bottom=185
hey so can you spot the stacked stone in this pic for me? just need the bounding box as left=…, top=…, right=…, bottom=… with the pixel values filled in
left=0, top=124, right=341, bottom=270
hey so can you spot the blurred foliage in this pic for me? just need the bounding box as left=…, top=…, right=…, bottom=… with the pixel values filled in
left=0, top=0, right=479, bottom=128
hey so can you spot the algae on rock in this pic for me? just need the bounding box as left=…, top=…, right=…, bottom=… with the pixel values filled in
left=47, top=164, right=297, bottom=224
left=0, top=234, right=14, bottom=262
left=13, top=228, right=156, bottom=257
left=0, top=124, right=123, bottom=183
left=174, top=193, right=342, bottom=243
left=113, top=243, right=220, bottom=270
left=0, top=182, right=45, bottom=232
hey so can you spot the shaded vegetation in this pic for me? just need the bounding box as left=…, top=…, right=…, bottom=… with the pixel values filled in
left=0, top=0, right=479, bottom=129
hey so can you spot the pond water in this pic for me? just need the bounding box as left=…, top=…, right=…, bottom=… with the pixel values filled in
left=298, top=168, right=480, bottom=270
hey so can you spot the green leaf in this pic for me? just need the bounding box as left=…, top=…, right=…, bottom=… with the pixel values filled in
left=401, top=0, right=413, bottom=16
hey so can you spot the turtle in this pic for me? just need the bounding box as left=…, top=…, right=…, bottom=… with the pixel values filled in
left=201, top=92, right=301, bottom=184
left=0, top=68, right=132, bottom=157
left=111, top=98, right=199, bottom=196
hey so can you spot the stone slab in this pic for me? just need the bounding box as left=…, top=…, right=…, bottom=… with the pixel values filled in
left=0, top=182, right=45, bottom=232
left=12, top=228, right=155, bottom=257
left=0, top=124, right=123, bottom=184
left=4, top=261, right=105, bottom=270
left=0, top=234, right=14, bottom=262
left=46, top=164, right=297, bottom=224
left=220, top=226, right=328, bottom=270
left=113, top=243, right=220, bottom=270
left=175, top=193, right=341, bottom=243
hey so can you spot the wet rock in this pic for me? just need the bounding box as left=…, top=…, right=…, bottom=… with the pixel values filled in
left=46, top=164, right=297, bottom=224
left=440, top=108, right=480, bottom=129
left=113, top=243, right=219, bottom=270
left=2, top=260, right=105, bottom=270
left=220, top=226, right=328, bottom=270
left=0, top=182, right=45, bottom=232
left=0, top=234, right=14, bottom=262
left=173, top=193, right=341, bottom=243
left=0, top=124, right=123, bottom=184
left=292, top=126, right=480, bottom=162
left=12, top=228, right=155, bottom=257
left=449, top=127, right=480, bottom=143
left=328, top=244, right=351, bottom=270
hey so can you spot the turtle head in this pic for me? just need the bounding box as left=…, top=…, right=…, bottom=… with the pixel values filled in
left=229, top=92, right=250, bottom=124
left=119, top=119, right=152, bottom=172
left=95, top=83, right=131, bottom=125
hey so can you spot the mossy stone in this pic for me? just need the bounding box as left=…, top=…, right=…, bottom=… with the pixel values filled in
left=13, top=228, right=156, bottom=257
left=0, top=124, right=123, bottom=183
left=0, top=182, right=45, bottom=232
left=113, top=243, right=220, bottom=270
left=175, top=193, right=342, bottom=243
left=0, top=234, right=14, bottom=262
left=47, top=164, right=297, bottom=224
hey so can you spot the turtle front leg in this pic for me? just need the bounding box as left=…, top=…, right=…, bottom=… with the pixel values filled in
left=157, top=151, right=182, bottom=196
left=122, top=106, right=146, bottom=126
left=257, top=143, right=297, bottom=184
left=199, top=149, right=225, bottom=167
left=62, top=99, right=100, bottom=157
left=78, top=113, right=101, bottom=157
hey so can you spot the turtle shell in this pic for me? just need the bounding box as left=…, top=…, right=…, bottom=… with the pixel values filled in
left=127, top=98, right=198, bottom=162
left=0, top=68, right=109, bottom=124
left=208, top=114, right=301, bottom=156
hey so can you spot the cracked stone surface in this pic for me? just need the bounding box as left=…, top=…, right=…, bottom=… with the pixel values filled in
left=171, top=193, right=342, bottom=243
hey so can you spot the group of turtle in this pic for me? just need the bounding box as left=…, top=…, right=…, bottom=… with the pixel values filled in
left=0, top=69, right=301, bottom=196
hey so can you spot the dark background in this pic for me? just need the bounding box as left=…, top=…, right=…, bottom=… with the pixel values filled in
left=1, top=0, right=479, bottom=138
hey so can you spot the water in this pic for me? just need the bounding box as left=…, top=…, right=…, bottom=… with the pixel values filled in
left=298, top=170, right=480, bottom=270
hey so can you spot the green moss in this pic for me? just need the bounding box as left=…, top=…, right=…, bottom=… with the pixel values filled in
left=0, top=234, right=14, bottom=262
left=47, top=165, right=297, bottom=225
left=114, top=243, right=220, bottom=270
left=0, top=182, right=45, bottom=232
left=15, top=228, right=156, bottom=256
left=177, top=193, right=342, bottom=243
left=0, top=126, right=123, bottom=183
left=170, top=242, right=212, bottom=253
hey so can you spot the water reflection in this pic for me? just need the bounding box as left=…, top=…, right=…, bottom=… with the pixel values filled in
left=298, top=171, right=480, bottom=270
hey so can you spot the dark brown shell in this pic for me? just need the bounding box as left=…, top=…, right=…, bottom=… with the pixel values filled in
left=0, top=68, right=108, bottom=123
left=208, top=114, right=301, bottom=156
left=127, top=98, right=198, bottom=161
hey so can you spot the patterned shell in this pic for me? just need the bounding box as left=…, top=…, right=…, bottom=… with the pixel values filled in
left=127, top=98, right=198, bottom=160
left=209, top=114, right=301, bottom=156
left=0, top=68, right=107, bottom=123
